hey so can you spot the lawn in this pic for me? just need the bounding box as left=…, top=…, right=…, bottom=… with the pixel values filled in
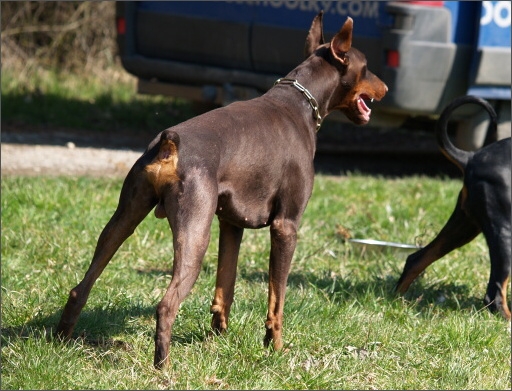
left=2, top=175, right=510, bottom=390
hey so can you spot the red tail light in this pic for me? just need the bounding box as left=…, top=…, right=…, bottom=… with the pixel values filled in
left=116, top=17, right=126, bottom=35
left=386, top=50, right=400, bottom=68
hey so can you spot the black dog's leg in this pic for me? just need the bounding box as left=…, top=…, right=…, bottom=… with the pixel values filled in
left=483, top=224, right=511, bottom=319
left=473, top=189, right=512, bottom=319
left=396, top=193, right=481, bottom=293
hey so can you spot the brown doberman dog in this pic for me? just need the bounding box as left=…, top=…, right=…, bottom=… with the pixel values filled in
left=396, top=95, right=511, bottom=320
left=56, top=12, right=388, bottom=368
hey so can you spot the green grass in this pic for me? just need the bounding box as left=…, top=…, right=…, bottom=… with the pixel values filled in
left=2, top=175, right=510, bottom=390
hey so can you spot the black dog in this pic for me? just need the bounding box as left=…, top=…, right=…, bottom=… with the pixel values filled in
left=56, top=13, right=388, bottom=368
left=396, top=95, right=511, bottom=319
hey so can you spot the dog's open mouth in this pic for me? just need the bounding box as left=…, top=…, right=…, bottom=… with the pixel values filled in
left=357, top=94, right=373, bottom=123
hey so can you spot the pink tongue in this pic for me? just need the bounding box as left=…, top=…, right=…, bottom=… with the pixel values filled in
left=359, top=97, right=369, bottom=112
left=357, top=97, right=371, bottom=120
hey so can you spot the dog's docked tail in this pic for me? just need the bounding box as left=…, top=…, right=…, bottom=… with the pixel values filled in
left=436, top=95, right=497, bottom=172
left=145, top=129, right=180, bottom=218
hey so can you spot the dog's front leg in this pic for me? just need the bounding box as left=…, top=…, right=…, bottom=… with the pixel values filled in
left=210, top=219, right=244, bottom=333
left=264, top=217, right=298, bottom=350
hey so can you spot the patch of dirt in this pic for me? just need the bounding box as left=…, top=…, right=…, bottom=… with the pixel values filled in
left=1, top=125, right=147, bottom=177
left=1, top=122, right=459, bottom=178
left=1, top=143, right=142, bottom=177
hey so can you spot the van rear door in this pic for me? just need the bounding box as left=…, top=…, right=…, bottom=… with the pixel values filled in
left=467, top=0, right=511, bottom=99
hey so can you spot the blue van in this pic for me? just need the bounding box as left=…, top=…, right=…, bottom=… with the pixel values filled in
left=116, top=1, right=511, bottom=149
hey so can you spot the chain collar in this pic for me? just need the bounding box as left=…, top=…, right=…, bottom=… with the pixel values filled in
left=274, top=78, right=322, bottom=132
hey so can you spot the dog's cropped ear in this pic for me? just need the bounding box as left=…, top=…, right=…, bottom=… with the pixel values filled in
left=330, top=17, right=353, bottom=65
left=304, top=11, right=324, bottom=58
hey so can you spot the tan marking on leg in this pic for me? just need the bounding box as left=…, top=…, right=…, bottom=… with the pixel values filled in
left=500, top=276, right=511, bottom=320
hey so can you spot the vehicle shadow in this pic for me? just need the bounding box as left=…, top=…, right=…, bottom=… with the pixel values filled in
left=1, top=90, right=460, bottom=178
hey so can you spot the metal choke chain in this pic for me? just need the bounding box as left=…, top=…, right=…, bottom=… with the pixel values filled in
left=274, top=78, right=322, bottom=131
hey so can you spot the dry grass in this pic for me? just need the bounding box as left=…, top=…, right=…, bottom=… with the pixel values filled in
left=1, top=1, right=130, bottom=83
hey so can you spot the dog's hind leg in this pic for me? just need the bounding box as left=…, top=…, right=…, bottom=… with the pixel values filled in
left=153, top=175, right=218, bottom=368
left=396, top=192, right=481, bottom=293
left=210, top=220, right=244, bottom=334
left=56, top=165, right=158, bottom=339
left=483, top=226, right=511, bottom=319
left=475, top=191, right=512, bottom=319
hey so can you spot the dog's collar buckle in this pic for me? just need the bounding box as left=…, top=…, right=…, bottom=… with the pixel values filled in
left=274, top=78, right=322, bottom=132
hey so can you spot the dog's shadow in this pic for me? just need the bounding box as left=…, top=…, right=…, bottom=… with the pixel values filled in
left=2, top=302, right=210, bottom=352
left=2, top=270, right=485, bottom=353
left=1, top=302, right=158, bottom=350
left=242, top=268, right=484, bottom=316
